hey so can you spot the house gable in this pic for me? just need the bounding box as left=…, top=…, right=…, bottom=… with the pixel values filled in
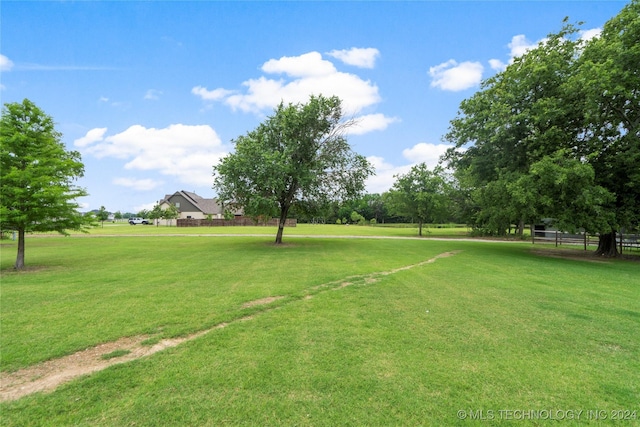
left=159, top=190, right=224, bottom=219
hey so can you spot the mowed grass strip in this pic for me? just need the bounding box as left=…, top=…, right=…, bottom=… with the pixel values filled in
left=1, top=236, right=639, bottom=425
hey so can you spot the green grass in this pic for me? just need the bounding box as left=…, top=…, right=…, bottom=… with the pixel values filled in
left=56, top=221, right=472, bottom=238
left=1, top=232, right=639, bottom=425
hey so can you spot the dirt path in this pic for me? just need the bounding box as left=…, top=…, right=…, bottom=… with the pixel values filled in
left=0, top=251, right=460, bottom=402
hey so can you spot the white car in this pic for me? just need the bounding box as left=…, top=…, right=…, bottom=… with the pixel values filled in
left=128, top=217, right=149, bottom=225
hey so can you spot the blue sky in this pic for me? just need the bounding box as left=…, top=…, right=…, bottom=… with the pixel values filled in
left=0, top=1, right=627, bottom=214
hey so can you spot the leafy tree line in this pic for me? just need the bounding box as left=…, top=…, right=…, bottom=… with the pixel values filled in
left=277, top=1, right=639, bottom=254
left=211, top=96, right=462, bottom=235
left=93, top=206, right=181, bottom=226
left=2, top=3, right=636, bottom=268
left=442, top=1, right=639, bottom=256
left=290, top=167, right=461, bottom=232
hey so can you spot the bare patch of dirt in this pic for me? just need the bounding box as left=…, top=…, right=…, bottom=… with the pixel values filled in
left=0, top=326, right=224, bottom=402
left=335, top=282, right=353, bottom=289
left=383, top=250, right=461, bottom=275
left=1, top=251, right=461, bottom=402
left=241, top=296, right=284, bottom=308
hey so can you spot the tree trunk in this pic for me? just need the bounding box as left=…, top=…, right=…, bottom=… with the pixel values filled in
left=517, top=219, right=525, bottom=237
left=418, top=221, right=423, bottom=237
left=595, top=231, right=618, bottom=257
left=275, top=205, right=290, bottom=244
left=15, top=229, right=25, bottom=270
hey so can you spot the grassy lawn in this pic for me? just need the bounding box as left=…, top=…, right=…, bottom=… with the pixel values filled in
left=61, top=221, right=472, bottom=238
left=1, top=230, right=638, bottom=425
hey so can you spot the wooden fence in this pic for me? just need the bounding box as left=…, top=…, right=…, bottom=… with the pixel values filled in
left=533, top=230, right=639, bottom=252
left=176, top=217, right=297, bottom=227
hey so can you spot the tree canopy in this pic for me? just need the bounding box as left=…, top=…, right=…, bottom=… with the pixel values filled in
left=385, top=164, right=451, bottom=236
left=0, top=99, right=91, bottom=269
left=213, top=95, right=373, bottom=243
left=444, top=1, right=639, bottom=255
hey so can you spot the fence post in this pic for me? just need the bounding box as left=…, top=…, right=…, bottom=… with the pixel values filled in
left=619, top=230, right=623, bottom=254
left=531, top=224, right=535, bottom=244
left=555, top=230, right=558, bottom=247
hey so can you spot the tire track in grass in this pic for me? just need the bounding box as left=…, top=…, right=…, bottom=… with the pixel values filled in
left=0, top=251, right=460, bottom=402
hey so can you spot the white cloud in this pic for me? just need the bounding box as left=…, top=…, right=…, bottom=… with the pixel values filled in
left=191, top=86, right=235, bottom=101
left=508, top=34, right=539, bottom=58
left=365, top=141, right=455, bottom=194
left=144, top=89, right=163, bottom=100
left=507, top=29, right=601, bottom=58
left=347, top=114, right=400, bottom=136
left=327, top=48, right=380, bottom=68
left=75, top=124, right=229, bottom=187
left=262, top=51, right=336, bottom=77
left=446, top=27, right=603, bottom=89
left=365, top=156, right=412, bottom=194
left=580, top=28, right=601, bottom=42
left=402, top=142, right=451, bottom=167
left=429, top=60, right=484, bottom=91
left=489, top=59, right=507, bottom=72
left=193, top=51, right=381, bottom=117
left=113, top=177, right=161, bottom=191
left=0, top=54, right=14, bottom=71
left=74, top=127, right=107, bottom=147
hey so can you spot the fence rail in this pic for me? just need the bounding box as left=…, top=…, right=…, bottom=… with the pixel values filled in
left=533, top=230, right=639, bottom=252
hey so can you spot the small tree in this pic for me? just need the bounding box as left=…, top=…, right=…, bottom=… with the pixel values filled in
left=214, top=95, right=373, bottom=244
left=162, top=204, right=180, bottom=226
left=96, top=206, right=109, bottom=228
left=223, top=209, right=235, bottom=221
left=0, top=99, right=91, bottom=269
left=386, top=163, right=450, bottom=236
left=148, top=204, right=164, bottom=227
left=350, top=211, right=365, bottom=225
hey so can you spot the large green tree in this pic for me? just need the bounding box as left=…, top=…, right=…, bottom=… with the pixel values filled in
left=444, top=22, right=586, bottom=236
left=0, top=99, right=90, bottom=269
left=214, top=95, right=373, bottom=244
left=385, top=163, right=451, bottom=236
left=571, top=0, right=640, bottom=255
left=445, top=4, right=639, bottom=255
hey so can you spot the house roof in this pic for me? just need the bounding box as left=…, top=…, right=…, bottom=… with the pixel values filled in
left=160, top=190, right=222, bottom=215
